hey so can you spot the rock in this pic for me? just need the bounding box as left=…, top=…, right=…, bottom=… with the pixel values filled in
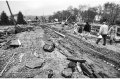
left=48, top=69, right=54, bottom=78
left=72, top=70, right=88, bottom=78
left=10, top=39, right=21, bottom=47
left=52, top=73, right=64, bottom=78
left=34, top=69, right=54, bottom=78
left=25, top=58, right=45, bottom=69
left=68, top=61, right=76, bottom=69
left=61, top=68, right=72, bottom=78
left=43, top=43, right=55, bottom=52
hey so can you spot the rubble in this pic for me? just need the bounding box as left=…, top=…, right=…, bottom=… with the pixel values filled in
left=68, top=61, right=76, bottom=71
left=34, top=69, right=54, bottom=78
left=61, top=68, right=72, bottom=78
left=72, top=70, right=87, bottom=78
left=67, top=56, right=86, bottom=63
left=10, top=39, right=21, bottom=48
left=25, top=58, right=45, bottom=69
left=43, top=43, right=55, bottom=52
left=0, top=24, right=120, bottom=78
left=15, top=25, right=34, bottom=33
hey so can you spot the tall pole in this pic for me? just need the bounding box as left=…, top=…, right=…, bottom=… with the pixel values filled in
left=6, top=0, right=16, bottom=25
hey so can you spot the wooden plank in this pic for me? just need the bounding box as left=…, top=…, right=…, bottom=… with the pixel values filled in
left=67, top=56, right=86, bottom=63
left=54, top=31, right=65, bottom=37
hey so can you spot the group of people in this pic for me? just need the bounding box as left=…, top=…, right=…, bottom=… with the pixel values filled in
left=74, top=22, right=91, bottom=38
left=96, top=21, right=118, bottom=46
left=74, top=21, right=118, bottom=46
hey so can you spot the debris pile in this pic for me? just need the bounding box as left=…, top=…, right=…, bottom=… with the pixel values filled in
left=0, top=24, right=120, bottom=78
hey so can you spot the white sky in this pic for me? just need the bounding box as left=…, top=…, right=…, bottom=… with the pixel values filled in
left=0, top=0, right=120, bottom=16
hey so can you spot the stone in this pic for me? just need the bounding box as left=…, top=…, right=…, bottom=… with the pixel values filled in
left=52, top=73, right=64, bottom=78
left=72, top=70, right=88, bottom=78
left=25, top=58, right=45, bottom=69
left=43, top=43, right=55, bottom=52
left=48, top=69, right=54, bottom=78
left=61, top=68, right=72, bottom=78
left=34, top=69, right=54, bottom=78
left=68, top=61, right=76, bottom=69
left=10, top=39, right=21, bottom=47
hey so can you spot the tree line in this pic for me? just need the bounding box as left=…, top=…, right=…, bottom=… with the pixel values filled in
left=0, top=11, right=26, bottom=25
left=48, top=2, right=120, bottom=25
left=1, top=2, right=120, bottom=25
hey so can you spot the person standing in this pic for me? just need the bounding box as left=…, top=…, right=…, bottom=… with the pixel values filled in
left=78, top=25, right=83, bottom=34
left=108, top=25, right=117, bottom=45
left=96, top=21, right=109, bottom=46
left=83, top=22, right=91, bottom=39
left=73, top=23, right=78, bottom=34
left=61, top=21, right=65, bottom=31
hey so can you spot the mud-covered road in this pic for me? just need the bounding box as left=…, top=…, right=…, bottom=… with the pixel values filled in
left=0, top=24, right=120, bottom=78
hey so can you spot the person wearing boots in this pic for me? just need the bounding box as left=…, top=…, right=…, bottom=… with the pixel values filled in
left=96, top=21, right=109, bottom=46
left=108, top=25, right=117, bottom=45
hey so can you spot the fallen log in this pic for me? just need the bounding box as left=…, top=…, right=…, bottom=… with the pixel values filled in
left=55, top=44, right=73, bottom=57
left=80, top=63, right=102, bottom=78
left=80, top=63, right=93, bottom=77
left=67, top=56, right=86, bottom=63
left=54, top=31, right=65, bottom=38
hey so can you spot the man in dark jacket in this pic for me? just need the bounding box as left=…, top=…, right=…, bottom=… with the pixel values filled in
left=83, top=22, right=91, bottom=32
left=83, top=22, right=91, bottom=39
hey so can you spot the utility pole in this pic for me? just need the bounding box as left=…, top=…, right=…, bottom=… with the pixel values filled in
left=6, top=0, right=16, bottom=26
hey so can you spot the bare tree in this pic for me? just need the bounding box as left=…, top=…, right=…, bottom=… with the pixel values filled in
left=78, top=5, right=88, bottom=22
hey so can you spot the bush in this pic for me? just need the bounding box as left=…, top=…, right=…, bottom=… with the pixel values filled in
left=115, top=20, right=120, bottom=25
left=17, top=11, right=27, bottom=24
left=0, top=11, right=10, bottom=25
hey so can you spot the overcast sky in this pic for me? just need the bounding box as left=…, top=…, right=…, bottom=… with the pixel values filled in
left=0, top=0, right=120, bottom=16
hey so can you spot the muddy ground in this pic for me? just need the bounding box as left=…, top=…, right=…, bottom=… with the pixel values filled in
left=0, top=24, right=120, bottom=78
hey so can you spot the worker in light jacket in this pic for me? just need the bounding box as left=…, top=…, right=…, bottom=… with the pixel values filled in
left=96, top=21, right=109, bottom=46
left=73, top=23, right=78, bottom=34
left=108, top=25, right=117, bottom=45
